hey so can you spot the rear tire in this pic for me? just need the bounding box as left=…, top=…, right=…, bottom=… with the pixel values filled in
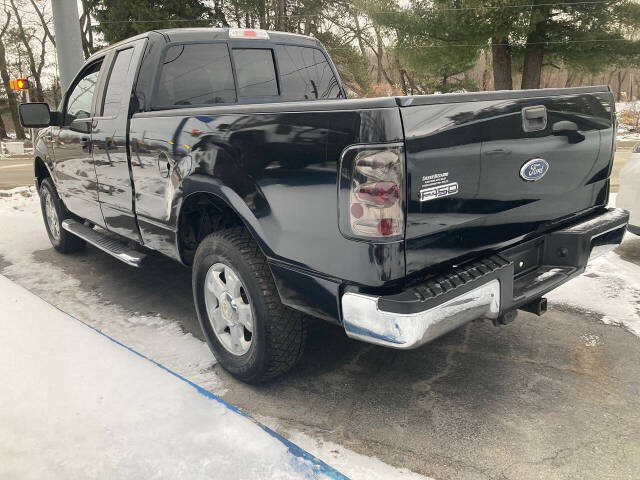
left=39, top=178, right=86, bottom=254
left=192, top=227, right=306, bottom=383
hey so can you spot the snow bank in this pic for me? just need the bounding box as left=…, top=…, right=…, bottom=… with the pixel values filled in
left=616, top=101, right=640, bottom=142
left=0, top=186, right=223, bottom=394
left=546, top=195, right=640, bottom=337
left=0, top=275, right=345, bottom=480
left=547, top=232, right=640, bottom=337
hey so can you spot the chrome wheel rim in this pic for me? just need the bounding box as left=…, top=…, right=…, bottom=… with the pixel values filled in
left=43, top=189, right=60, bottom=241
left=204, top=262, right=254, bottom=356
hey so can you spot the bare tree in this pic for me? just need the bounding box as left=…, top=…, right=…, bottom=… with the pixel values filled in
left=0, top=9, right=25, bottom=139
left=7, top=0, right=49, bottom=102
left=28, top=0, right=55, bottom=47
left=79, top=0, right=95, bottom=58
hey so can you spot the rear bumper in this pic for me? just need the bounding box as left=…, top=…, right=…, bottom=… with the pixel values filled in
left=341, top=208, right=629, bottom=349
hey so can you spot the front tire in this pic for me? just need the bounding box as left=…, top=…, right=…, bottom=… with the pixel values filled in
left=39, top=178, right=85, bottom=254
left=192, top=227, right=306, bottom=383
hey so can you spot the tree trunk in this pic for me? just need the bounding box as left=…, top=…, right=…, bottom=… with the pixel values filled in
left=257, top=0, right=266, bottom=29
left=491, top=37, right=512, bottom=90
left=521, top=5, right=550, bottom=90
left=375, top=27, right=384, bottom=84
left=481, top=50, right=490, bottom=90
left=606, top=70, right=616, bottom=90
left=617, top=71, right=627, bottom=101
left=521, top=43, right=544, bottom=89
left=564, top=70, right=576, bottom=88
left=276, top=0, right=286, bottom=31
left=0, top=39, right=25, bottom=139
left=353, top=14, right=368, bottom=59
left=0, top=113, right=7, bottom=139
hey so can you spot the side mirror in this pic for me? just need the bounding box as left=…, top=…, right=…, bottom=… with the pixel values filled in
left=18, top=102, right=53, bottom=128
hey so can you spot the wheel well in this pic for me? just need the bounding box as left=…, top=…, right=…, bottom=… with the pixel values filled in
left=178, top=192, right=244, bottom=266
left=34, top=157, right=50, bottom=189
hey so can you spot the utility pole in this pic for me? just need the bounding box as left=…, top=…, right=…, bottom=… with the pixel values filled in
left=51, top=0, right=84, bottom=93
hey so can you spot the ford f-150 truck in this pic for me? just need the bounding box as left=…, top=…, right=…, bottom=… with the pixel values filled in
left=19, top=27, right=629, bottom=382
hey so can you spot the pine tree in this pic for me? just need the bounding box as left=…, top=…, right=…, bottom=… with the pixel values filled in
left=369, top=0, right=640, bottom=91
left=90, top=0, right=223, bottom=44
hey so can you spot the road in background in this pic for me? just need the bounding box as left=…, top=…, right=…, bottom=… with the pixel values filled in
left=2, top=140, right=635, bottom=191
left=0, top=155, right=33, bottom=190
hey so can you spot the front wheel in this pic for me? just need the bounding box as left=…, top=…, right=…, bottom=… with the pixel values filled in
left=39, top=178, right=85, bottom=254
left=192, top=227, right=306, bottom=383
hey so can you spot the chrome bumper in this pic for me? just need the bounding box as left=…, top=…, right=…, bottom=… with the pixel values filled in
left=341, top=208, right=628, bottom=350
left=342, top=280, right=500, bottom=349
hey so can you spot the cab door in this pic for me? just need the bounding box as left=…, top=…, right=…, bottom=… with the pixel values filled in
left=92, top=39, right=147, bottom=241
left=51, top=59, right=105, bottom=226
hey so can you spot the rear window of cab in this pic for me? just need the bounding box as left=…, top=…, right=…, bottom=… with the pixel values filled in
left=153, top=42, right=342, bottom=108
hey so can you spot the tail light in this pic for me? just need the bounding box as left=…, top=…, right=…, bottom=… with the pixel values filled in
left=339, top=144, right=404, bottom=240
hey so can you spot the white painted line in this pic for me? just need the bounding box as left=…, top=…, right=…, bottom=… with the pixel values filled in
left=0, top=163, right=30, bottom=169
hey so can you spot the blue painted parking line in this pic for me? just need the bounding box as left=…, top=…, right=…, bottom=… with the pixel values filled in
left=32, top=287, right=350, bottom=480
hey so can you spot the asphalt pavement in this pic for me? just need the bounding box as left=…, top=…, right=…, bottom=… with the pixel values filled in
left=20, top=235, right=640, bottom=480
left=0, top=155, right=33, bottom=190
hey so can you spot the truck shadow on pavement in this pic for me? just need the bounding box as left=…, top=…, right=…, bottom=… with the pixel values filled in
left=30, top=243, right=640, bottom=480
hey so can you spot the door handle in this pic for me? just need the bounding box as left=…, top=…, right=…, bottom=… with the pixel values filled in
left=522, top=106, right=547, bottom=132
left=552, top=120, right=585, bottom=144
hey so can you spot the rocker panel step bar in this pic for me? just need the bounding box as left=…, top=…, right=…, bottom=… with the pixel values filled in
left=61, top=219, right=146, bottom=268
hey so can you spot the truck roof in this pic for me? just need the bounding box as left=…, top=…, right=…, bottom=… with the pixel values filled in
left=89, top=27, right=320, bottom=60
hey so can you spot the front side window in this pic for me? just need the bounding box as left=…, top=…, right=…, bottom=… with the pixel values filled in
left=102, top=48, right=134, bottom=116
left=276, top=45, right=341, bottom=100
left=155, top=43, right=236, bottom=107
left=233, top=49, right=278, bottom=98
left=66, top=62, right=102, bottom=122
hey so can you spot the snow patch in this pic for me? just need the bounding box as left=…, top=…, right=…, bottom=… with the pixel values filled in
left=0, top=187, right=429, bottom=479
left=547, top=233, right=640, bottom=338
left=0, top=275, right=341, bottom=480
left=0, top=186, right=223, bottom=394
left=580, top=333, right=603, bottom=347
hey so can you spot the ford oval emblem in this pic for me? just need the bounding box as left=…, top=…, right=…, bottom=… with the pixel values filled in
left=520, top=158, right=549, bottom=182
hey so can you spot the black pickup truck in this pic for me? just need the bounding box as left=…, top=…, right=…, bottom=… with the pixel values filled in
left=19, top=27, right=628, bottom=382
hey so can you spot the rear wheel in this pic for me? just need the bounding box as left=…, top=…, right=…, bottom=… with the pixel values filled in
left=192, top=227, right=306, bottom=383
left=39, top=178, right=85, bottom=253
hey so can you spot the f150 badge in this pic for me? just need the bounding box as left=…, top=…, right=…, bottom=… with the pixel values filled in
left=419, top=172, right=459, bottom=202
left=520, top=158, right=549, bottom=181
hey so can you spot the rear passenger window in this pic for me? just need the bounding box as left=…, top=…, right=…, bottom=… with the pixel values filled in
left=276, top=45, right=341, bottom=100
left=102, top=48, right=134, bottom=116
left=155, top=43, right=236, bottom=107
left=233, top=49, right=278, bottom=97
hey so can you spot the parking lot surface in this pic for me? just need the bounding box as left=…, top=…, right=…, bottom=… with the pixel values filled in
left=1, top=151, right=639, bottom=479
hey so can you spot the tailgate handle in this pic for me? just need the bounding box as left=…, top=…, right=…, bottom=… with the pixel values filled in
left=522, top=106, right=547, bottom=132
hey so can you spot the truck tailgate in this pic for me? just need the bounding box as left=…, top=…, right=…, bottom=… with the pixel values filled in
left=399, top=87, right=615, bottom=276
